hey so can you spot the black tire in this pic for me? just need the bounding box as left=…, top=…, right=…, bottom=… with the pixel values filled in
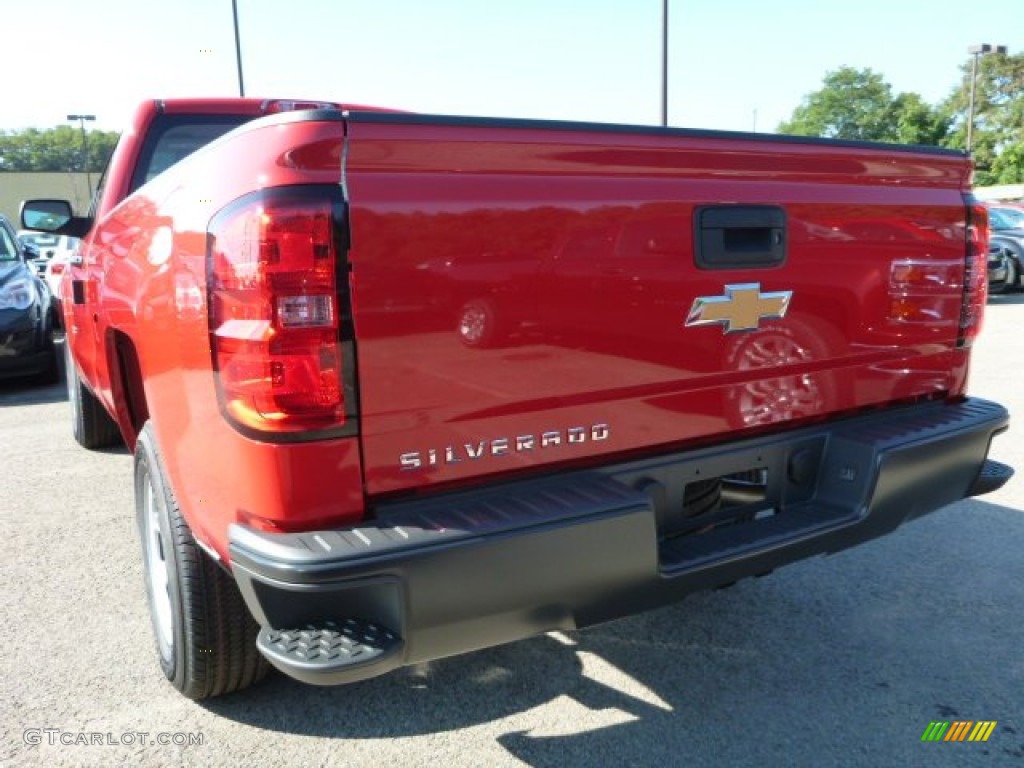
left=135, top=422, right=269, bottom=699
left=50, top=299, right=64, bottom=333
left=35, top=338, right=59, bottom=386
left=65, top=340, right=122, bottom=449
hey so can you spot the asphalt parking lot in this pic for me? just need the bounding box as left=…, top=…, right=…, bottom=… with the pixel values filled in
left=1, top=298, right=1023, bottom=768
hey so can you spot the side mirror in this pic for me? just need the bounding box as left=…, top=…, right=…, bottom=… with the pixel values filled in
left=22, top=242, right=40, bottom=261
left=20, top=199, right=92, bottom=239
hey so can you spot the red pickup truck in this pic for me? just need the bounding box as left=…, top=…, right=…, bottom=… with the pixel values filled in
left=22, top=98, right=1012, bottom=699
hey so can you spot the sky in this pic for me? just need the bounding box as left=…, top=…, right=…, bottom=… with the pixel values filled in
left=2, top=0, right=1022, bottom=135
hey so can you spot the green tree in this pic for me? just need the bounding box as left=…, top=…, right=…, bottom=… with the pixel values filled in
left=990, top=143, right=1024, bottom=185
left=778, top=66, right=950, bottom=145
left=888, top=92, right=950, bottom=146
left=0, top=126, right=119, bottom=172
left=941, top=51, right=1024, bottom=185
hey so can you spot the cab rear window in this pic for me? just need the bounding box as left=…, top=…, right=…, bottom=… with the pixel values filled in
left=129, top=115, right=252, bottom=193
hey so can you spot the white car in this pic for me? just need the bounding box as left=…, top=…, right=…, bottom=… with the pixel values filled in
left=18, top=231, right=79, bottom=297
left=17, top=230, right=61, bottom=258
left=44, top=245, right=78, bottom=300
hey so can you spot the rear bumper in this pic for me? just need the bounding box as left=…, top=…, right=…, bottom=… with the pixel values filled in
left=229, top=397, right=1011, bottom=685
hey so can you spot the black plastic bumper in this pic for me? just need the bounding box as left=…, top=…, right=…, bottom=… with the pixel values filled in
left=229, top=397, right=1011, bottom=685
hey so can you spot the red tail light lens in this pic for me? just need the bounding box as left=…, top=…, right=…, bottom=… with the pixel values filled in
left=958, top=201, right=989, bottom=347
left=208, top=190, right=345, bottom=434
left=888, top=258, right=964, bottom=326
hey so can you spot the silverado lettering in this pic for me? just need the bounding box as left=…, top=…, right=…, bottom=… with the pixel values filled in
left=21, top=97, right=1012, bottom=700
left=400, top=423, right=612, bottom=470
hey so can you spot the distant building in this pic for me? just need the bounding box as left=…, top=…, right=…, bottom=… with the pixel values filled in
left=974, top=184, right=1024, bottom=202
left=0, top=172, right=93, bottom=225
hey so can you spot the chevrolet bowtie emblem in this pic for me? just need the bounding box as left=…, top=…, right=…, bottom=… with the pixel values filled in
left=685, top=283, right=793, bottom=333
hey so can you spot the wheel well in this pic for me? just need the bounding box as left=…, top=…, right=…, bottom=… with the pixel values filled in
left=993, top=238, right=1024, bottom=261
left=106, top=330, right=149, bottom=451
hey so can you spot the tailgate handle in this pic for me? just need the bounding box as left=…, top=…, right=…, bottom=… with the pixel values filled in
left=694, top=205, right=787, bottom=269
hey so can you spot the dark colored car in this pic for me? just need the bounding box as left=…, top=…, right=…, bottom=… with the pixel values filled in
left=0, top=215, right=58, bottom=382
left=987, top=204, right=1024, bottom=293
left=988, top=244, right=1010, bottom=292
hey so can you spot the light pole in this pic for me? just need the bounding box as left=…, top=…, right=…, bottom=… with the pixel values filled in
left=67, top=114, right=96, bottom=201
left=966, top=43, right=1007, bottom=153
left=660, top=0, right=668, bottom=126
left=232, top=0, right=245, bottom=97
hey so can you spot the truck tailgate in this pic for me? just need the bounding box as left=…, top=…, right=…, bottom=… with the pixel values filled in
left=342, top=113, right=973, bottom=496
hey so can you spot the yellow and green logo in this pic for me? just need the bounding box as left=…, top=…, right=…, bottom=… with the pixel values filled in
left=921, top=721, right=997, bottom=742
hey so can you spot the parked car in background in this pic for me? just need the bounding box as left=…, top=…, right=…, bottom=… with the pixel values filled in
left=0, top=216, right=58, bottom=382
left=18, top=230, right=57, bottom=267
left=986, top=204, right=1024, bottom=292
left=17, top=230, right=61, bottom=257
left=16, top=230, right=79, bottom=290
left=16, top=230, right=79, bottom=288
left=988, top=244, right=1010, bottom=293
left=16, top=230, right=52, bottom=276
left=44, top=250, right=75, bottom=302
left=988, top=203, right=1024, bottom=230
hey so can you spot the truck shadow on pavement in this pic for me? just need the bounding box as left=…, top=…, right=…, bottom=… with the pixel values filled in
left=203, top=497, right=1024, bottom=766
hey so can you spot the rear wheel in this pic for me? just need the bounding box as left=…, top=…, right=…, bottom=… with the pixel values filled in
left=135, top=422, right=269, bottom=699
left=65, top=341, right=122, bottom=449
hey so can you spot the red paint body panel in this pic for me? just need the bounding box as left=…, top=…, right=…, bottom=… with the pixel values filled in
left=343, top=116, right=973, bottom=495
left=62, top=100, right=980, bottom=563
left=110, top=120, right=360, bottom=554
left=63, top=103, right=363, bottom=559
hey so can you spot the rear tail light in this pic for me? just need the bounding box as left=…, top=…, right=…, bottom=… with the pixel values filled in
left=207, top=188, right=348, bottom=435
left=888, top=258, right=963, bottom=326
left=958, top=200, right=990, bottom=347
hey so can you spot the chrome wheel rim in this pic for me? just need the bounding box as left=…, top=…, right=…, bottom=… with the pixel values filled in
left=142, top=471, right=174, bottom=660
left=459, top=305, right=487, bottom=344
left=65, top=345, right=80, bottom=424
